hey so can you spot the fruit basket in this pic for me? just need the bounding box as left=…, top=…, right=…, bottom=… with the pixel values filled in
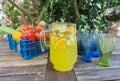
left=7, top=34, right=48, bottom=60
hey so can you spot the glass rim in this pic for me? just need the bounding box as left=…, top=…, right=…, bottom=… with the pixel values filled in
left=50, top=22, right=76, bottom=26
left=101, top=33, right=116, bottom=37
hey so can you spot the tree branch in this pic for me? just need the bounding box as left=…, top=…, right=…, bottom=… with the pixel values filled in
left=36, top=0, right=50, bottom=24
left=31, top=0, right=38, bottom=10
left=73, top=0, right=80, bottom=30
left=7, top=0, right=34, bottom=23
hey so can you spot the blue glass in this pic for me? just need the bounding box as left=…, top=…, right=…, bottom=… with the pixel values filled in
left=81, top=33, right=92, bottom=62
left=77, top=30, right=102, bottom=62
left=90, top=32, right=100, bottom=58
left=77, top=32, right=83, bottom=56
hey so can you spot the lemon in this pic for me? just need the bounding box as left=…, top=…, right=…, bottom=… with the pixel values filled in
left=66, top=26, right=75, bottom=34
left=51, top=35, right=59, bottom=45
left=12, top=31, right=22, bottom=41
left=55, top=38, right=67, bottom=49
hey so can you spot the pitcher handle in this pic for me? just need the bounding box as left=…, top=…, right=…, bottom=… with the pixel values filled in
left=40, top=29, right=50, bottom=52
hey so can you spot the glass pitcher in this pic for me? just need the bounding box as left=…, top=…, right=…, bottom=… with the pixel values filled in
left=40, top=22, right=77, bottom=72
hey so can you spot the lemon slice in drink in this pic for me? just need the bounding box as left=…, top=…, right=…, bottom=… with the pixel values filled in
left=55, top=38, right=67, bottom=49
left=51, top=36, right=59, bottom=45
left=66, top=26, right=75, bottom=34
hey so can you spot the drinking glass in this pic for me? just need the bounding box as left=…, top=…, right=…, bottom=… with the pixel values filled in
left=98, top=34, right=116, bottom=67
left=90, top=31, right=101, bottom=58
left=77, top=31, right=83, bottom=56
left=81, top=32, right=93, bottom=62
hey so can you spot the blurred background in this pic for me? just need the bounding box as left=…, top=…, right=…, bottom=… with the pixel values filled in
left=0, top=0, right=120, bottom=33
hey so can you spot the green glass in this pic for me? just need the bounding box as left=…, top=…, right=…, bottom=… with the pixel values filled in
left=98, top=34, right=116, bottom=67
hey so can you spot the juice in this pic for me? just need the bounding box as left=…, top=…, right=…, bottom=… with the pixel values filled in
left=50, top=23, right=77, bottom=72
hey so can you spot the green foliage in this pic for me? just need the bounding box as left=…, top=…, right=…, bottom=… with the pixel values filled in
left=77, top=0, right=115, bottom=32
left=3, top=0, right=120, bottom=32
left=22, top=0, right=30, bottom=8
left=3, top=2, right=20, bottom=29
left=45, top=0, right=120, bottom=32
left=45, top=0, right=75, bottom=23
left=3, top=0, right=49, bottom=28
left=0, top=25, right=16, bottom=35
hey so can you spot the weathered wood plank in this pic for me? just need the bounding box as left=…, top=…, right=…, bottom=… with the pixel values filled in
left=0, top=74, right=46, bottom=81
left=0, top=46, right=12, bottom=50
left=0, top=58, right=47, bottom=67
left=75, top=68, right=120, bottom=81
left=0, top=47, right=11, bottom=50
left=0, top=43, right=8, bottom=45
left=0, top=65, right=46, bottom=76
left=77, top=79, right=119, bottom=81
left=46, top=57, right=78, bottom=81
left=75, top=54, right=120, bottom=71
left=0, top=39, right=8, bottom=42
left=75, top=59, right=120, bottom=71
left=0, top=37, right=8, bottom=40
left=74, top=54, right=120, bottom=81
left=114, top=46, right=120, bottom=50
left=0, top=50, right=17, bottom=55
left=112, top=50, right=120, bottom=54
left=0, top=37, right=47, bottom=81
left=0, top=54, right=47, bottom=61
left=80, top=79, right=120, bottom=81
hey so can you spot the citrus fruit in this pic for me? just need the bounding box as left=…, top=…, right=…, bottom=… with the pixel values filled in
left=51, top=36, right=59, bottom=45
left=12, top=31, right=22, bottom=41
left=55, top=38, right=67, bottom=49
left=66, top=26, right=75, bottom=34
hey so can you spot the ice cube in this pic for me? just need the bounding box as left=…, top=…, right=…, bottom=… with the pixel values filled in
left=58, top=33, right=64, bottom=38
left=59, top=24, right=67, bottom=33
left=67, top=36, right=74, bottom=46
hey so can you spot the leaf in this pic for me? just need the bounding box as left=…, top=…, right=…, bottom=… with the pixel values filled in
left=96, top=3, right=102, bottom=9
left=0, top=25, right=16, bottom=34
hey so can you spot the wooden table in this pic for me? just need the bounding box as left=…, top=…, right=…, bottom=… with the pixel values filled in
left=74, top=38, right=120, bottom=81
left=0, top=36, right=47, bottom=81
left=0, top=35, right=120, bottom=81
